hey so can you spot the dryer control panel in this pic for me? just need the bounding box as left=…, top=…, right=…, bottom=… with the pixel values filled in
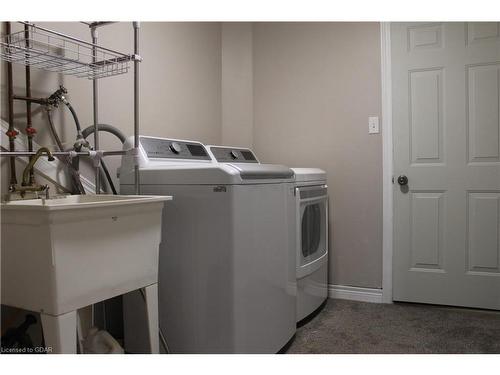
left=140, top=136, right=211, bottom=160
left=209, top=146, right=259, bottom=163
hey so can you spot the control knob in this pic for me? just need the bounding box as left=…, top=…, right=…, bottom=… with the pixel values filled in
left=169, top=142, right=181, bottom=154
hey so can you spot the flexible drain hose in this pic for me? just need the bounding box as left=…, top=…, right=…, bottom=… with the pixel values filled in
left=77, top=124, right=127, bottom=195
left=59, top=95, right=126, bottom=195
left=81, top=124, right=126, bottom=144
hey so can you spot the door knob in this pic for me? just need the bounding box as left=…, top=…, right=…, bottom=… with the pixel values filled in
left=397, top=175, right=408, bottom=186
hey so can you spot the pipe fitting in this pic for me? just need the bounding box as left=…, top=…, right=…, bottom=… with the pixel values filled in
left=46, top=85, right=68, bottom=107
left=6, top=129, right=19, bottom=139
left=88, top=150, right=104, bottom=168
left=67, top=150, right=78, bottom=159
left=26, top=127, right=37, bottom=136
left=73, top=137, right=90, bottom=151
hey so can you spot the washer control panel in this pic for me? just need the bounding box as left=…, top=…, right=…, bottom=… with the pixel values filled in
left=209, top=146, right=259, bottom=163
left=140, top=136, right=211, bottom=160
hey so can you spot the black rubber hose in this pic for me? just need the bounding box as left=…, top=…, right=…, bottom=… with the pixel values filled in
left=45, top=109, right=64, bottom=152
left=65, top=102, right=82, bottom=134
left=64, top=100, right=86, bottom=185
left=72, top=145, right=82, bottom=186
left=100, top=160, right=117, bottom=195
left=72, top=149, right=114, bottom=195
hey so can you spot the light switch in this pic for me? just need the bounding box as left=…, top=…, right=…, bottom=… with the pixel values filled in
left=368, top=116, right=379, bottom=134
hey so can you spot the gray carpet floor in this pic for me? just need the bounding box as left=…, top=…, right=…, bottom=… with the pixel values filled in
left=286, top=299, right=500, bottom=354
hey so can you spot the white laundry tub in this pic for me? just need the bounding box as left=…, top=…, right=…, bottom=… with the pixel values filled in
left=1, top=194, right=171, bottom=315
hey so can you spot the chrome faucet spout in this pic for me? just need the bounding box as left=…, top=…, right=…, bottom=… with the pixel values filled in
left=22, top=147, right=55, bottom=186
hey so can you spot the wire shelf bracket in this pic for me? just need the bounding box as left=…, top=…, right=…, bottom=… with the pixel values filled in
left=0, top=22, right=140, bottom=80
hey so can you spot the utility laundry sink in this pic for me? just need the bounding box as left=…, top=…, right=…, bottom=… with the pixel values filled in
left=1, top=194, right=172, bottom=316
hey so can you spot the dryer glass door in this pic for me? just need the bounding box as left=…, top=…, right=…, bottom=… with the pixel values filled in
left=297, top=185, right=328, bottom=276
left=302, top=204, right=322, bottom=258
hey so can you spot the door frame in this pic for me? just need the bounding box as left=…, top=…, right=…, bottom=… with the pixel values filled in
left=380, top=22, right=394, bottom=303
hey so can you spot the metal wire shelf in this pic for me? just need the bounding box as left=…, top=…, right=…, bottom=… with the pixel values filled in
left=0, top=22, right=135, bottom=80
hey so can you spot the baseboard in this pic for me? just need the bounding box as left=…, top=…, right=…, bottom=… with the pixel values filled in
left=328, top=284, right=383, bottom=303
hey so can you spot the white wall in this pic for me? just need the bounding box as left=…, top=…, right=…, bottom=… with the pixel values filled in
left=252, top=23, right=383, bottom=288
left=221, top=23, right=253, bottom=148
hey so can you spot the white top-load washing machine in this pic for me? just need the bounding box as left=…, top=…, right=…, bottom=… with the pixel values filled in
left=291, top=168, right=329, bottom=322
left=120, top=136, right=296, bottom=353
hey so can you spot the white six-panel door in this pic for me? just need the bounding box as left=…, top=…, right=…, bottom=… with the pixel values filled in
left=392, top=22, right=500, bottom=310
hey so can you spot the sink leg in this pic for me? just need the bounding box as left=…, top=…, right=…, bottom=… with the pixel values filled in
left=76, top=307, right=93, bottom=353
left=40, top=310, right=77, bottom=354
left=142, top=283, right=159, bottom=354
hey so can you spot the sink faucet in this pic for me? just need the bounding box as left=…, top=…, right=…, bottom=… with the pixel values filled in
left=6, top=148, right=55, bottom=200
left=22, top=147, right=55, bottom=186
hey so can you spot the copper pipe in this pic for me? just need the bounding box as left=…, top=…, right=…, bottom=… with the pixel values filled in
left=24, top=22, right=35, bottom=185
left=6, top=21, right=17, bottom=187
left=13, top=95, right=48, bottom=105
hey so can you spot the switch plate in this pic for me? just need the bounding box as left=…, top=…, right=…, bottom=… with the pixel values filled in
left=368, top=116, right=379, bottom=134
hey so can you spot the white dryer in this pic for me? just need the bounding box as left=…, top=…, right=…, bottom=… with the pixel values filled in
left=292, top=168, right=329, bottom=322
left=120, top=136, right=296, bottom=353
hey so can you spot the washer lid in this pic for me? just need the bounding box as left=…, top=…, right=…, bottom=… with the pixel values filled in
left=228, top=163, right=295, bottom=180
left=291, top=168, right=326, bottom=182
left=120, top=162, right=294, bottom=185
